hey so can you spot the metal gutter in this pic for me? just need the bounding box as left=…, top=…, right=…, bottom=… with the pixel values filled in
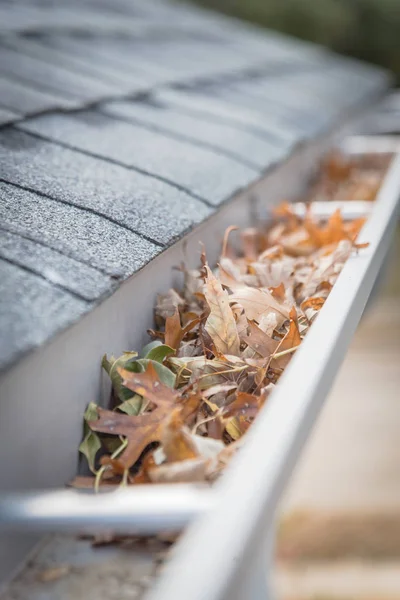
left=146, top=146, right=400, bottom=600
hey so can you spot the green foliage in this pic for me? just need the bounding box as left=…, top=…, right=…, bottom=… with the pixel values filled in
left=188, top=0, right=400, bottom=81
left=79, top=402, right=101, bottom=473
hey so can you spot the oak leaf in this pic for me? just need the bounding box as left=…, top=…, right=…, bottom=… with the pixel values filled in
left=88, top=363, right=178, bottom=469
left=272, top=307, right=301, bottom=369
left=204, top=265, right=240, bottom=356
left=165, top=307, right=200, bottom=351
left=241, top=320, right=279, bottom=359
left=230, top=285, right=290, bottom=327
left=161, top=409, right=199, bottom=462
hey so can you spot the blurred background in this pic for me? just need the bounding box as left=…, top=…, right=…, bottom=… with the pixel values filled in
left=188, top=0, right=400, bottom=82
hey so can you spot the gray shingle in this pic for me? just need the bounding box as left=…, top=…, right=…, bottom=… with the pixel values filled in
left=0, top=229, right=113, bottom=301
left=39, top=35, right=172, bottom=88
left=153, top=88, right=301, bottom=146
left=118, top=37, right=258, bottom=79
left=0, top=258, right=89, bottom=371
left=20, top=111, right=259, bottom=204
left=100, top=97, right=286, bottom=170
left=0, top=3, right=148, bottom=34
left=225, top=79, right=332, bottom=132
left=188, top=83, right=323, bottom=136
left=2, top=36, right=142, bottom=95
left=0, top=75, right=77, bottom=114
left=0, top=44, right=115, bottom=102
left=0, top=128, right=211, bottom=245
left=0, top=106, right=20, bottom=125
left=0, top=182, right=160, bottom=278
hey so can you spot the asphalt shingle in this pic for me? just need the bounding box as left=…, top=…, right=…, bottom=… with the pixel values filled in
left=0, top=229, right=113, bottom=301
left=0, top=44, right=114, bottom=102
left=0, top=127, right=212, bottom=245
left=0, top=258, right=89, bottom=370
left=20, top=110, right=259, bottom=204
left=152, top=88, right=302, bottom=146
left=100, top=97, right=286, bottom=170
left=0, top=181, right=160, bottom=278
left=0, top=106, right=20, bottom=126
left=0, top=75, right=76, bottom=114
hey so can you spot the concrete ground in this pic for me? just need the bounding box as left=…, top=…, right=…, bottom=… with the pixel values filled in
left=276, top=229, right=400, bottom=599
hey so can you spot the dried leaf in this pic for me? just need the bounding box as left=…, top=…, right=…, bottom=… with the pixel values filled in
left=272, top=307, right=302, bottom=369
left=165, top=307, right=200, bottom=351
left=225, top=417, right=242, bottom=440
left=223, top=391, right=266, bottom=419
left=204, top=265, right=240, bottom=356
left=202, top=383, right=237, bottom=399
left=164, top=307, right=182, bottom=351
left=230, top=285, right=290, bottom=327
left=89, top=363, right=178, bottom=469
left=241, top=320, right=279, bottom=359
left=148, top=458, right=208, bottom=483
left=155, top=289, right=184, bottom=324
left=125, top=358, right=176, bottom=389
left=161, top=410, right=199, bottom=462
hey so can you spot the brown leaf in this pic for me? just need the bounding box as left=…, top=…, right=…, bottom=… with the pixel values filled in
left=164, top=306, right=182, bottom=350
left=89, top=407, right=165, bottom=470
left=270, top=282, right=286, bottom=301
left=272, top=307, right=301, bottom=369
left=221, top=225, right=239, bottom=258
left=223, top=391, right=267, bottom=419
left=148, top=457, right=208, bottom=483
left=68, top=475, right=118, bottom=489
left=89, top=363, right=178, bottom=469
left=230, top=285, right=290, bottom=327
left=119, top=362, right=177, bottom=406
left=204, top=265, right=240, bottom=356
left=155, top=289, right=184, bottom=324
left=301, top=297, right=326, bottom=312
left=241, top=320, right=279, bottom=359
left=165, top=307, right=200, bottom=351
left=161, top=409, right=199, bottom=462
left=240, top=228, right=260, bottom=260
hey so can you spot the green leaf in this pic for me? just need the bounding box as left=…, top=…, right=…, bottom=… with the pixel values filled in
left=83, top=401, right=100, bottom=423
left=79, top=402, right=101, bottom=473
left=145, top=344, right=175, bottom=363
left=125, top=358, right=176, bottom=388
left=118, top=394, right=143, bottom=416
left=140, top=340, right=162, bottom=358
left=102, top=352, right=138, bottom=402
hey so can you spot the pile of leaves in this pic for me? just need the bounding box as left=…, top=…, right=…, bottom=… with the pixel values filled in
left=73, top=196, right=371, bottom=491
left=306, top=151, right=391, bottom=203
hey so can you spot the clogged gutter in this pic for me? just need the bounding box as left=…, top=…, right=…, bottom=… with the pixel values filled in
left=71, top=151, right=390, bottom=492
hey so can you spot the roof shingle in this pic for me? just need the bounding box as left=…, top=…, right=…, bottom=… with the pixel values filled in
left=0, top=0, right=390, bottom=371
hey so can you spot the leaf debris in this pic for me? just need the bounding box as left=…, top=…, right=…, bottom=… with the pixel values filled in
left=73, top=151, right=387, bottom=491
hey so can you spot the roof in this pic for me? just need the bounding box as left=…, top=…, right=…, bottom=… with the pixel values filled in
left=0, top=0, right=389, bottom=372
